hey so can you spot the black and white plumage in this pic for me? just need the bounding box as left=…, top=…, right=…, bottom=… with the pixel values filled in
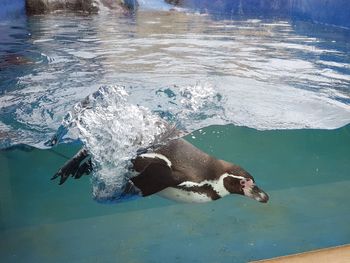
left=52, top=137, right=269, bottom=204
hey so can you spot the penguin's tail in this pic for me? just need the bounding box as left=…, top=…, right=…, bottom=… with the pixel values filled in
left=51, top=147, right=93, bottom=185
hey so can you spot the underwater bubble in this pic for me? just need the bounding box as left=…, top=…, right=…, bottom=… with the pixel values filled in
left=60, top=85, right=172, bottom=199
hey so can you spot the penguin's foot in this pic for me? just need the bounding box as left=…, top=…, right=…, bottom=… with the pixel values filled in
left=51, top=148, right=92, bottom=185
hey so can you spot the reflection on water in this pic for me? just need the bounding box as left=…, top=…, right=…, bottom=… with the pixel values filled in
left=0, top=11, right=350, bottom=148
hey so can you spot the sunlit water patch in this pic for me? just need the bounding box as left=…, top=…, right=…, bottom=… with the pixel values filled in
left=137, top=0, right=174, bottom=11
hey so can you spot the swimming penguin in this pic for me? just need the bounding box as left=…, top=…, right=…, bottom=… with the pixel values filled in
left=52, top=137, right=269, bottom=204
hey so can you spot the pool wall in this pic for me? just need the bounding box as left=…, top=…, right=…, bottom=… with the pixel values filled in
left=167, top=0, right=350, bottom=28
left=292, top=0, right=350, bottom=28
left=1, top=0, right=349, bottom=29
left=0, top=0, right=25, bottom=20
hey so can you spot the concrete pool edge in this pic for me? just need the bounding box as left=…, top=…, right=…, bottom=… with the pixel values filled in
left=251, top=244, right=350, bottom=263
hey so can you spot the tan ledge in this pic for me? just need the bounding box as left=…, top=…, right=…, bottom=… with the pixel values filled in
left=251, top=244, right=350, bottom=263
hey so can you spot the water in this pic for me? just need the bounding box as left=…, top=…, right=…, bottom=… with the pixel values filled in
left=1, top=125, right=350, bottom=262
left=1, top=6, right=350, bottom=263
left=1, top=11, right=350, bottom=148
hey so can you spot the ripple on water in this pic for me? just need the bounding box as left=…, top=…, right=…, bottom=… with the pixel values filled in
left=0, top=12, right=350, bottom=150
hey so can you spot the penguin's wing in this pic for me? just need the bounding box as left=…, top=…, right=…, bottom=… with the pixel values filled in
left=130, top=161, right=181, bottom=197
left=136, top=123, right=186, bottom=155
left=51, top=147, right=92, bottom=185
left=153, top=123, right=186, bottom=146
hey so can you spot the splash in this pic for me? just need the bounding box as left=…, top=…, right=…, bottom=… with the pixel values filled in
left=58, top=85, right=173, bottom=201
left=180, top=82, right=217, bottom=112
left=178, top=82, right=224, bottom=123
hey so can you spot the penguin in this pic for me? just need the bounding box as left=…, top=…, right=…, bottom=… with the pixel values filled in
left=52, top=137, right=269, bottom=204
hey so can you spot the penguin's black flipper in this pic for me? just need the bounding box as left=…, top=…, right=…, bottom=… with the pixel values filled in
left=74, top=159, right=93, bottom=179
left=52, top=148, right=92, bottom=185
left=130, top=162, right=179, bottom=197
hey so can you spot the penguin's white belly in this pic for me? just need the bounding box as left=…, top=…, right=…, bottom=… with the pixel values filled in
left=157, top=187, right=212, bottom=203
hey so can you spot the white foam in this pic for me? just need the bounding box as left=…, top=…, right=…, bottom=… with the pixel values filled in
left=64, top=85, right=169, bottom=199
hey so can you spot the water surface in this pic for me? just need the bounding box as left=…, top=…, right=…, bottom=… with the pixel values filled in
left=1, top=11, right=350, bottom=148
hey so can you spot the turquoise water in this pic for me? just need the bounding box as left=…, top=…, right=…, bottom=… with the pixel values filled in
left=1, top=124, right=350, bottom=262
left=1, top=6, right=350, bottom=263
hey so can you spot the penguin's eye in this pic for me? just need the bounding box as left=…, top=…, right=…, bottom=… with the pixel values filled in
left=240, top=178, right=252, bottom=187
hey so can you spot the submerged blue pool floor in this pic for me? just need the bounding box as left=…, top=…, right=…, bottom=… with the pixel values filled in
left=1, top=181, right=349, bottom=263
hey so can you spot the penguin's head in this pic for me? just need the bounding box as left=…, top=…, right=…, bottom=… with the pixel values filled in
left=223, top=167, right=269, bottom=203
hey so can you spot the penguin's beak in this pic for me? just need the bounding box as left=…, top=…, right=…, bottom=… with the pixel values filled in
left=252, top=185, right=269, bottom=203
left=244, top=185, right=269, bottom=203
